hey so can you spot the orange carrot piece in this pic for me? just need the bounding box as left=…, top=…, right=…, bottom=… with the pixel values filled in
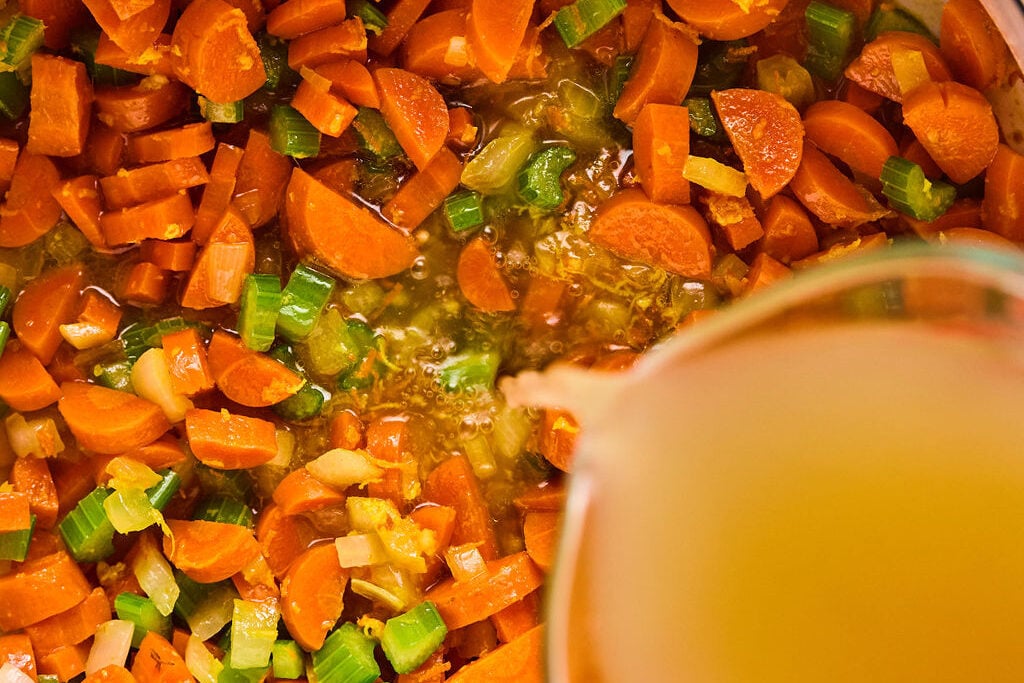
left=0, top=634, right=37, bottom=680
left=802, top=100, right=898, bottom=180
left=589, top=188, right=713, bottom=278
left=840, top=80, right=885, bottom=114
left=791, top=229, right=890, bottom=270
left=0, top=551, right=92, bottom=631
left=21, top=0, right=90, bottom=50
left=423, top=455, right=499, bottom=560
left=272, top=468, right=345, bottom=515
left=513, top=481, right=566, bottom=512
left=789, top=141, right=889, bottom=228
left=0, top=340, right=62, bottom=412
left=287, top=19, right=368, bottom=70
left=256, top=502, right=319, bottom=579
left=181, top=206, right=255, bottom=309
left=621, top=0, right=656, bottom=50
left=82, top=0, right=170, bottom=55
left=206, top=330, right=303, bottom=406
left=368, top=0, right=431, bottom=57
left=364, top=415, right=418, bottom=512
left=130, top=632, right=191, bottom=683
left=900, top=137, right=943, bottom=180
left=844, top=31, right=952, bottom=103
left=171, top=0, right=266, bottom=102
left=100, top=192, right=195, bottom=247
left=160, top=327, right=214, bottom=397
left=613, top=16, right=698, bottom=125
left=901, top=197, right=982, bottom=238
left=537, top=408, right=578, bottom=473
left=291, top=78, right=358, bottom=137
left=396, top=650, right=449, bottom=683
left=12, top=264, right=84, bottom=365
left=400, top=10, right=482, bottom=84
left=0, top=138, right=18, bottom=194
left=447, top=106, right=478, bottom=150
left=743, top=251, right=793, bottom=294
left=163, top=518, right=262, bottom=583
left=506, top=23, right=548, bottom=81
left=760, top=194, right=819, bottom=264
left=382, top=147, right=463, bottom=231
left=632, top=103, right=691, bottom=204
left=426, top=552, right=544, bottom=630
left=0, top=492, right=31, bottom=533
left=194, top=143, right=243, bottom=244
left=24, top=587, right=111, bottom=654
left=120, top=261, right=169, bottom=306
left=58, top=381, right=171, bottom=454
left=285, top=167, right=419, bottom=279
left=82, top=665, right=137, bottom=683
left=490, top=591, right=540, bottom=644
left=232, top=129, right=291, bottom=229
left=902, top=80, right=999, bottom=185
left=705, top=192, right=764, bottom=251
left=522, top=511, right=558, bottom=573
left=466, top=0, right=533, bottom=84
left=36, top=644, right=89, bottom=682
left=140, top=239, right=196, bottom=272
left=329, top=409, right=365, bottom=449
left=374, top=68, right=449, bottom=170
left=446, top=624, right=543, bottom=683
left=281, top=543, right=350, bottom=651
left=409, top=504, right=457, bottom=552
left=666, top=0, right=789, bottom=39
left=184, top=407, right=279, bottom=469
left=940, top=0, right=1008, bottom=92
left=94, top=80, right=190, bottom=134
left=314, top=59, right=380, bottom=108
left=99, top=157, right=209, bottom=209
left=52, top=175, right=106, bottom=249
left=10, top=457, right=59, bottom=529
left=26, top=54, right=93, bottom=157
left=457, top=237, right=516, bottom=313
left=266, top=0, right=346, bottom=39
left=519, top=274, right=566, bottom=331
left=84, top=123, right=127, bottom=176
left=94, top=33, right=176, bottom=78
left=983, top=144, right=1024, bottom=242
left=0, top=152, right=62, bottom=248
left=128, top=122, right=215, bottom=164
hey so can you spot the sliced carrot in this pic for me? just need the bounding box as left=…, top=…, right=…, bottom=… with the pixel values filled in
left=901, top=197, right=982, bottom=238
left=0, top=551, right=92, bottom=632
left=791, top=230, right=890, bottom=270
left=184, top=407, right=279, bottom=469
left=706, top=192, right=765, bottom=250
left=287, top=19, right=368, bottom=70
left=59, top=381, right=171, bottom=454
left=513, top=481, right=566, bottom=512
left=0, top=340, right=62, bottom=411
left=194, top=142, right=244, bottom=243
left=99, top=157, right=209, bottom=209
left=665, top=0, right=789, bottom=39
left=272, top=468, right=345, bottom=515
left=537, top=408, right=578, bottom=473
left=314, top=59, right=380, bottom=108
left=982, top=144, right=1024, bottom=242
left=10, top=456, right=59, bottom=529
left=99, top=192, right=195, bottom=247
left=382, top=147, right=463, bottom=231
left=466, top=0, right=533, bottom=84
left=140, top=239, right=196, bottom=272
left=900, top=137, right=943, bottom=180
left=36, top=644, right=89, bottom=682
left=82, top=0, right=170, bottom=55
left=425, top=551, right=543, bottom=630
left=26, top=54, right=93, bottom=157
left=901, top=80, right=999, bottom=184
left=83, top=123, right=127, bottom=176
left=844, top=31, right=952, bottom=103
left=632, top=103, right=691, bottom=205
left=446, top=624, right=543, bottom=683
left=457, top=237, right=516, bottom=313
left=423, top=455, right=499, bottom=561
left=129, top=632, right=191, bottom=683
left=400, top=10, right=482, bottom=84
left=291, top=78, right=358, bottom=137
left=24, top=587, right=111, bottom=655
left=743, top=251, right=792, bottom=294
left=231, top=552, right=280, bottom=604
left=840, top=80, right=885, bottom=114
left=206, top=330, right=303, bottom=406
left=285, top=167, right=419, bottom=279
left=0, top=152, right=63, bottom=248
left=311, top=157, right=359, bottom=196
left=621, top=0, right=656, bottom=50
left=935, top=227, right=1019, bottom=250
left=367, top=0, right=432, bottom=57
left=160, top=327, right=214, bottom=397
left=119, top=435, right=187, bottom=470
left=0, top=138, right=18, bottom=194
left=280, top=543, right=350, bottom=651
left=490, top=590, right=540, bottom=644
left=522, top=511, right=558, bottom=573
left=506, top=23, right=548, bottom=81
left=21, top=0, right=90, bottom=50
left=62, top=286, right=122, bottom=351
left=93, top=80, right=191, bottom=134
left=760, top=194, right=819, bottom=264
left=0, top=492, right=30, bottom=533
left=395, top=649, right=449, bottom=683
left=128, top=122, right=215, bottom=164
left=374, top=67, right=449, bottom=170
left=447, top=106, right=478, bottom=150
left=940, top=0, right=1008, bottom=92
left=789, top=141, right=890, bottom=228
left=232, top=129, right=292, bottom=229
left=163, top=518, right=262, bottom=583
left=12, top=263, right=84, bottom=365
left=589, top=188, right=713, bottom=279
left=180, top=206, right=255, bottom=309
left=266, top=0, right=346, bottom=39
left=52, top=175, right=106, bottom=249
left=119, top=261, right=169, bottom=306
left=409, top=504, right=457, bottom=552
left=802, top=100, right=898, bottom=180
left=171, top=0, right=266, bottom=102
left=256, top=502, right=319, bottom=579
left=0, top=634, right=37, bottom=680
left=613, top=16, right=698, bottom=125
left=94, top=33, right=176, bottom=78
left=365, top=414, right=418, bottom=512
left=329, top=409, right=365, bottom=449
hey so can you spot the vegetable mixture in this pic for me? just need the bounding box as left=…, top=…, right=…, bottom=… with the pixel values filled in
left=0, top=0, right=1021, bottom=681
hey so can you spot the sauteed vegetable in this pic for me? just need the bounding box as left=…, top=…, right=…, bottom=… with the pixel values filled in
left=0, top=0, right=1021, bottom=681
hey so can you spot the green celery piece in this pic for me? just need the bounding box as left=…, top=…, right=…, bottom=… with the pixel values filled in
left=273, top=381, right=326, bottom=422
left=554, top=0, right=627, bottom=48
left=518, top=146, right=577, bottom=210
left=880, top=155, right=956, bottom=221
left=230, top=599, right=279, bottom=670
left=238, top=273, right=282, bottom=352
left=0, top=321, right=8, bottom=357
left=865, top=6, right=935, bottom=42
left=200, top=97, right=245, bottom=123
left=437, top=350, right=501, bottom=392
left=348, top=0, right=388, bottom=35
left=92, top=359, right=135, bottom=392
left=194, top=463, right=254, bottom=503
left=147, top=469, right=181, bottom=510
left=114, top=592, right=172, bottom=648
left=58, top=487, right=116, bottom=563
left=312, top=624, right=380, bottom=683
left=683, top=97, right=722, bottom=138
left=192, top=496, right=255, bottom=527
left=461, top=132, right=536, bottom=193
left=0, top=15, right=45, bottom=71
left=689, top=39, right=750, bottom=97
left=256, top=32, right=294, bottom=91
left=352, top=107, right=404, bottom=158
left=269, top=105, right=321, bottom=158
left=805, top=1, right=856, bottom=82
left=277, top=263, right=336, bottom=341
left=271, top=640, right=305, bottom=680
left=0, top=514, right=35, bottom=562
left=0, top=71, right=27, bottom=119
left=444, top=191, right=485, bottom=232
left=380, top=601, right=448, bottom=674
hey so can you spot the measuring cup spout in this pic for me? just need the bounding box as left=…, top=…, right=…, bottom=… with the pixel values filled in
left=500, top=365, right=621, bottom=429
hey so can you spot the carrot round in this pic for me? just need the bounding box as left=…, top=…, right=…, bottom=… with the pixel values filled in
left=940, top=0, right=1008, bottom=92
left=401, top=10, right=482, bottom=83
left=10, top=456, right=59, bottom=529
left=82, top=0, right=171, bottom=56
left=365, top=415, right=417, bottom=512
left=26, top=54, right=93, bottom=157
left=93, top=33, right=176, bottom=78
left=425, top=551, right=544, bottom=630
left=0, top=152, right=63, bottom=248
left=287, top=19, right=367, bottom=70
left=0, top=551, right=93, bottom=632
left=256, top=502, right=319, bottom=579
left=466, top=0, right=533, bottom=84
left=12, top=263, right=85, bottom=365
left=206, top=330, right=303, bottom=406
left=789, top=141, right=890, bottom=228
left=632, top=103, right=691, bottom=205
left=936, top=226, right=1019, bottom=250
left=538, top=408, right=578, bottom=473
left=844, top=31, right=953, bottom=103
left=171, top=0, right=266, bottom=102
left=902, top=80, right=999, bottom=184
left=374, top=68, right=448, bottom=170
left=367, top=0, right=431, bottom=57
left=457, top=237, right=516, bottom=313
left=81, top=665, right=136, bottom=683
left=130, top=632, right=191, bottom=683
left=285, top=167, right=419, bottom=279
left=162, top=519, right=262, bottom=583
left=589, top=188, right=713, bottom=279
left=982, top=144, right=1024, bottom=242
left=291, top=78, right=358, bottom=137
left=58, top=381, right=172, bottom=454
left=266, top=0, right=347, bottom=39
left=184, top=407, right=279, bottom=469
left=128, top=122, right=216, bottom=164
left=712, top=88, right=804, bottom=199
left=760, top=194, right=819, bottom=264
left=23, top=587, right=111, bottom=654
left=180, top=206, right=255, bottom=309
left=99, top=192, right=196, bottom=247
left=272, top=468, right=346, bottom=516
left=383, top=147, right=464, bottom=232
left=314, top=59, right=380, bottom=108
left=665, top=0, right=790, bottom=40
left=194, top=143, right=244, bottom=243
left=99, top=157, right=209, bottom=209
left=0, top=341, right=62, bottom=412
left=613, top=16, right=698, bottom=125
left=802, top=100, right=898, bottom=180
left=522, top=511, right=558, bottom=573
left=53, top=175, right=106, bottom=249
left=280, top=543, right=350, bottom=651
left=423, top=454, right=499, bottom=561
left=232, top=129, right=292, bottom=229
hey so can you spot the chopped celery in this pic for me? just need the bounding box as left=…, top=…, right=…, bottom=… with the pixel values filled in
left=683, top=97, right=722, bottom=138
left=0, top=71, right=27, bottom=119
left=443, top=191, right=485, bottom=232
left=104, top=487, right=163, bottom=534
left=461, top=132, right=536, bottom=193
left=865, top=6, right=935, bottom=42
left=0, top=15, right=45, bottom=72
left=352, top=107, right=403, bottom=158
left=0, top=284, right=10, bottom=318
left=554, top=0, right=627, bottom=48
left=192, top=496, right=255, bottom=527
left=92, top=359, right=135, bottom=392
left=348, top=0, right=388, bottom=35
left=756, top=55, right=815, bottom=110
left=690, top=40, right=751, bottom=97
left=121, top=317, right=197, bottom=361
left=256, top=32, right=294, bottom=91
left=277, top=263, right=335, bottom=341
left=880, top=156, right=956, bottom=221
left=186, top=634, right=224, bottom=683
left=114, top=592, right=173, bottom=648
left=518, top=146, right=576, bottom=210
left=437, top=350, right=501, bottom=392
left=605, top=54, right=633, bottom=106
left=682, top=156, right=748, bottom=197
left=312, top=624, right=380, bottom=683
left=273, top=381, right=327, bottom=422
left=0, top=514, right=34, bottom=562
left=238, top=273, right=282, bottom=352
left=58, top=487, right=116, bottom=563
left=304, top=308, right=361, bottom=376
left=269, top=105, right=321, bottom=158
left=271, top=641, right=305, bottom=680
left=147, top=469, right=182, bottom=511
left=0, top=321, right=8, bottom=357
left=230, top=600, right=280, bottom=670
left=174, top=573, right=238, bottom=641
left=194, top=463, right=254, bottom=503
left=199, top=97, right=245, bottom=124
left=805, top=1, right=856, bottom=81
left=380, top=602, right=448, bottom=674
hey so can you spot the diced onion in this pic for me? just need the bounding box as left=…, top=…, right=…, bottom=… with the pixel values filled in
left=106, top=456, right=162, bottom=491
left=229, top=599, right=280, bottom=670
left=103, top=488, right=162, bottom=534
left=85, top=620, right=135, bottom=675
left=335, top=533, right=388, bottom=568
left=444, top=544, right=488, bottom=582
left=682, top=156, right=748, bottom=198
left=186, top=583, right=238, bottom=641
left=0, top=662, right=34, bottom=683
left=306, top=448, right=383, bottom=489
left=130, top=348, right=194, bottom=424
left=185, top=635, right=224, bottom=683
left=132, top=534, right=180, bottom=617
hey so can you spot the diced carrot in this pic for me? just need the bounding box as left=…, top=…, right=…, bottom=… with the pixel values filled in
left=280, top=543, right=350, bottom=651
left=329, top=409, right=365, bottom=449
left=589, top=188, right=713, bottom=278
left=10, top=457, right=59, bottom=529
left=844, top=31, right=952, bottom=103
left=942, top=0, right=1010, bottom=92
left=666, top=0, right=788, bottom=39
left=0, top=341, right=62, bottom=412
left=93, top=78, right=191, bottom=133
left=489, top=590, right=539, bottom=644
left=119, top=261, right=169, bottom=306
left=58, top=381, right=171, bottom=454
left=983, top=144, right=1024, bottom=242
left=21, top=0, right=90, bottom=50
left=24, top=587, right=111, bottom=655
left=82, top=0, right=171, bottom=55
left=621, top=0, right=656, bottom=50
left=704, top=192, right=764, bottom=251
left=382, top=147, right=463, bottom=231
left=374, top=68, right=449, bottom=170
left=457, top=237, right=516, bottom=313
left=396, top=649, right=449, bottom=683
left=935, top=226, right=1019, bottom=250
left=140, top=239, right=196, bottom=272
left=446, top=624, right=542, bottom=683
left=256, top=502, right=319, bottom=579
left=743, top=251, right=793, bottom=294
left=466, top=0, right=533, bottom=84
left=900, top=137, right=943, bottom=180
left=99, top=157, right=209, bottom=209
left=266, top=0, right=346, bottom=39
left=272, top=468, right=345, bottom=515
left=613, top=16, right=698, bottom=125
left=230, top=552, right=280, bottom=604
left=791, top=230, right=890, bottom=269
left=67, top=289, right=121, bottom=349
left=0, top=634, right=37, bottom=680
left=93, top=33, right=176, bottom=78
left=36, top=643, right=89, bottom=682
left=82, top=665, right=137, bottom=683
left=901, top=197, right=982, bottom=238
left=426, top=551, right=543, bottom=630
left=0, top=492, right=31, bottom=533
left=232, top=129, right=292, bottom=229
left=0, top=138, right=18, bottom=194
left=522, top=511, right=558, bottom=573
left=513, top=481, right=566, bottom=512
left=363, top=414, right=418, bottom=512
left=400, top=10, right=482, bottom=84
left=52, top=175, right=106, bottom=249
left=291, top=78, right=358, bottom=137
left=314, top=59, right=380, bottom=108
left=0, top=551, right=93, bottom=631
left=184, top=407, right=279, bottom=469
left=171, top=0, right=266, bottom=102
left=506, top=23, right=548, bottom=80
left=537, top=408, right=578, bottom=473
left=83, top=123, right=127, bottom=176
left=100, top=192, right=195, bottom=247
left=206, top=330, right=303, bottom=406
left=285, top=167, right=419, bottom=279
left=12, top=263, right=85, bottom=366
left=760, top=194, right=819, bottom=264
left=802, top=100, right=898, bottom=180
left=901, top=80, right=999, bottom=185
left=447, top=106, right=478, bottom=150
left=181, top=206, right=255, bottom=309
left=128, top=122, right=216, bottom=164
left=0, top=152, right=63, bottom=248
left=26, top=54, right=93, bottom=157
left=840, top=80, right=885, bottom=114
left=310, top=157, right=359, bottom=197
left=632, top=103, right=691, bottom=205
left=129, top=632, right=191, bottom=683
left=409, top=504, right=457, bottom=552
left=194, top=143, right=243, bottom=243
left=163, top=518, right=262, bottom=583
left=368, top=0, right=431, bottom=57
left=423, top=455, right=499, bottom=561
left=160, top=328, right=214, bottom=397
left=287, top=18, right=368, bottom=70
left=789, top=141, right=890, bottom=228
